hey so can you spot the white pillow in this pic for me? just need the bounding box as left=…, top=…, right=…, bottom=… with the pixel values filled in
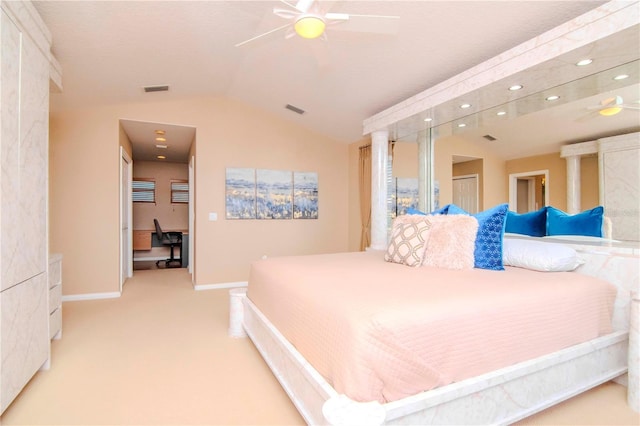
left=503, top=238, right=583, bottom=272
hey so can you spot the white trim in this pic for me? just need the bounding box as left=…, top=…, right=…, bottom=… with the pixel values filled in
left=119, top=146, right=133, bottom=293
left=62, top=292, right=121, bottom=302
left=508, top=170, right=549, bottom=211
left=188, top=155, right=195, bottom=279
left=194, top=281, right=248, bottom=291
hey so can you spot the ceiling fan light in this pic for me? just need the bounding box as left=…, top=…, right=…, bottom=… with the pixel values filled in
left=295, top=15, right=326, bottom=39
left=599, top=106, right=623, bottom=116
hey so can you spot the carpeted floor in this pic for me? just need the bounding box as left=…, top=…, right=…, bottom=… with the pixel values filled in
left=1, top=268, right=638, bottom=425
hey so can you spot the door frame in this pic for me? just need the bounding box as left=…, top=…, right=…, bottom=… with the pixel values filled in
left=188, top=155, right=195, bottom=280
left=452, top=173, right=479, bottom=213
left=119, top=146, right=133, bottom=292
left=509, top=169, right=549, bottom=212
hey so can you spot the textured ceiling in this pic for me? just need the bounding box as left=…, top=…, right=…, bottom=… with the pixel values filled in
left=33, top=0, right=639, bottom=162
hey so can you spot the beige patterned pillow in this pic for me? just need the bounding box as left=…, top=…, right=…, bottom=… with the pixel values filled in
left=385, top=218, right=432, bottom=267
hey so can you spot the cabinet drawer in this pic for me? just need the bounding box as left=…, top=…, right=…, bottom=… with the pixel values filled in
left=133, top=231, right=152, bottom=250
left=49, top=284, right=61, bottom=314
left=49, top=307, right=62, bottom=339
left=49, top=258, right=61, bottom=288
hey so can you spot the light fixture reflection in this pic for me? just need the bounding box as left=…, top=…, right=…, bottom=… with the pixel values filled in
left=599, top=96, right=624, bottom=116
left=295, top=15, right=326, bottom=39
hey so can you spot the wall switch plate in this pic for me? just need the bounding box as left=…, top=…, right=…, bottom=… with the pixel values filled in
left=209, top=212, right=218, bottom=221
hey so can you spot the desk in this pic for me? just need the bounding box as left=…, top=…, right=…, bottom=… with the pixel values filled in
left=133, top=229, right=189, bottom=267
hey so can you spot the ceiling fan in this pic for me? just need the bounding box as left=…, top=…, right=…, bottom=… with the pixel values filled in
left=235, top=0, right=400, bottom=47
left=586, top=95, right=640, bottom=116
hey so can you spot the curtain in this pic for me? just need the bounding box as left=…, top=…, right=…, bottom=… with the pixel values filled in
left=359, top=144, right=372, bottom=251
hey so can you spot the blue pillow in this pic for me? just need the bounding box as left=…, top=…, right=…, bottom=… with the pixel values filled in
left=405, top=207, right=426, bottom=215
left=446, top=203, right=509, bottom=271
left=405, top=206, right=449, bottom=215
left=546, top=206, right=604, bottom=237
left=505, top=207, right=547, bottom=237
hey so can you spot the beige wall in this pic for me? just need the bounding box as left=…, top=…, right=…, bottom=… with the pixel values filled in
left=50, top=96, right=349, bottom=295
left=132, top=161, right=188, bottom=231
left=505, top=152, right=567, bottom=211
left=581, top=155, right=600, bottom=209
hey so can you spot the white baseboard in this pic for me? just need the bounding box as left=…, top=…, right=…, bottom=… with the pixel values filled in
left=194, top=281, right=248, bottom=291
left=62, top=292, right=121, bottom=302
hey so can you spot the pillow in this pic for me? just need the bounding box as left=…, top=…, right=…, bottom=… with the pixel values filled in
left=505, top=207, right=547, bottom=237
left=405, top=206, right=448, bottom=215
left=405, top=207, right=426, bottom=215
left=385, top=218, right=432, bottom=267
left=546, top=206, right=604, bottom=237
left=421, top=215, right=478, bottom=270
left=445, top=203, right=509, bottom=271
left=503, top=238, right=583, bottom=272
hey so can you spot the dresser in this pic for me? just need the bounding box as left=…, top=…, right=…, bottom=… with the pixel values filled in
left=48, top=255, right=63, bottom=340
left=0, top=0, right=61, bottom=414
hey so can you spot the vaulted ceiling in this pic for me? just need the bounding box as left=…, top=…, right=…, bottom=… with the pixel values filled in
left=34, top=1, right=639, bottom=162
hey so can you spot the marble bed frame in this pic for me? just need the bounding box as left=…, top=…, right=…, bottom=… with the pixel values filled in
left=229, top=239, right=638, bottom=425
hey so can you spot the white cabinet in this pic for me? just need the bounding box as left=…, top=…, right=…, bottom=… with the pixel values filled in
left=48, top=255, right=63, bottom=340
left=0, top=0, right=59, bottom=414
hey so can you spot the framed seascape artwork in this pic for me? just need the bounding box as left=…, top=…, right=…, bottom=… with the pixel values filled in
left=391, top=177, right=419, bottom=218
left=225, top=168, right=256, bottom=219
left=293, top=172, right=319, bottom=219
left=257, top=169, right=293, bottom=219
left=226, top=168, right=318, bottom=220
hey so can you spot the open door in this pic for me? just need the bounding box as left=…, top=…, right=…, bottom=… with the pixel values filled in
left=120, top=147, right=133, bottom=291
left=188, top=155, right=195, bottom=280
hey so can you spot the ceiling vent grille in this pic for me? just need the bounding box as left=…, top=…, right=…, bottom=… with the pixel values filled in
left=285, top=104, right=305, bottom=115
left=482, top=134, right=497, bottom=141
left=143, top=85, right=169, bottom=93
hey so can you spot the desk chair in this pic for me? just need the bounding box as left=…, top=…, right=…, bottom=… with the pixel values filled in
left=154, top=219, right=182, bottom=268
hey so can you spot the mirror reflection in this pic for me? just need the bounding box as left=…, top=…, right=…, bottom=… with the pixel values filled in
left=391, top=59, right=639, bottom=241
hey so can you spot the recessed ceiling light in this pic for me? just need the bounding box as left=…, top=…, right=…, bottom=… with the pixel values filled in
left=155, top=144, right=167, bottom=149
left=424, top=117, right=432, bottom=122
left=457, top=123, right=466, bottom=128
left=154, top=130, right=166, bottom=135
left=496, top=111, right=506, bottom=116
left=576, top=59, right=593, bottom=66
left=508, top=84, right=523, bottom=91
left=613, top=74, right=629, bottom=80
left=156, top=137, right=166, bottom=142
left=157, top=155, right=166, bottom=160
left=460, top=103, right=471, bottom=109
left=546, top=95, right=560, bottom=101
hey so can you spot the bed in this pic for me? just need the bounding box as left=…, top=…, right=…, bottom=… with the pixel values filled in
left=230, top=209, right=637, bottom=425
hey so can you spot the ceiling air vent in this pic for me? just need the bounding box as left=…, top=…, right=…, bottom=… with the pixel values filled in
left=285, top=104, right=305, bottom=115
left=482, top=134, right=497, bottom=141
left=143, top=85, right=169, bottom=93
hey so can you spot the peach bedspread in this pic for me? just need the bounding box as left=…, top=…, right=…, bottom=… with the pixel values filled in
left=247, top=250, right=616, bottom=403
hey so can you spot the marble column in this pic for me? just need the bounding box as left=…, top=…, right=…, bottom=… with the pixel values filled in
left=370, top=130, right=389, bottom=250
left=629, top=291, right=639, bottom=412
left=418, top=133, right=430, bottom=212
left=565, top=155, right=581, bottom=214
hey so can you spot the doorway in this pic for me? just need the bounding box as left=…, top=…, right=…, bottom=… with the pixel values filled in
left=509, top=170, right=548, bottom=213
left=452, top=174, right=479, bottom=214
left=120, top=146, right=133, bottom=292
left=119, top=119, right=195, bottom=275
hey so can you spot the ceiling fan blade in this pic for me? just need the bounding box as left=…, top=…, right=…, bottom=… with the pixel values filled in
left=235, top=23, right=291, bottom=47
left=273, top=7, right=299, bottom=19
left=295, top=0, right=315, bottom=13
left=328, top=14, right=400, bottom=35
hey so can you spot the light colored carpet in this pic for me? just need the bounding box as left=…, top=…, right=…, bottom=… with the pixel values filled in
left=1, top=269, right=638, bottom=425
